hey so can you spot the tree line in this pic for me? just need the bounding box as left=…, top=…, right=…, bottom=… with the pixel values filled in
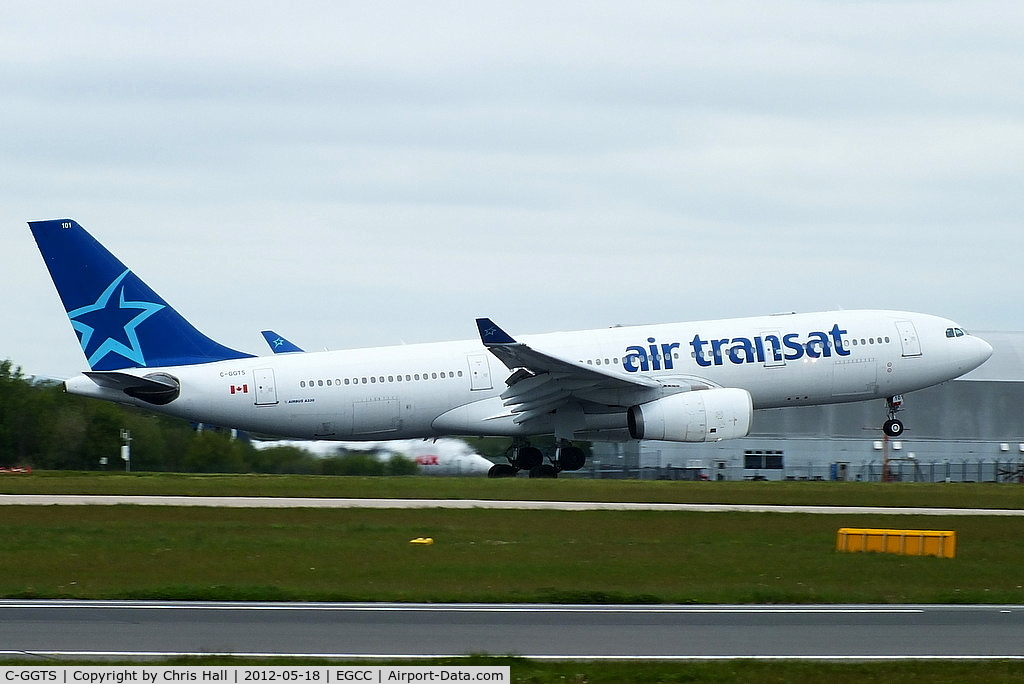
left=0, top=360, right=418, bottom=475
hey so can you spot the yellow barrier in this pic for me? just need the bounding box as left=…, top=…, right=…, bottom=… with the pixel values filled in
left=836, top=528, right=956, bottom=559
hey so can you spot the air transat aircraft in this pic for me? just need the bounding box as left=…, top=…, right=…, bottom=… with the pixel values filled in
left=29, top=219, right=993, bottom=477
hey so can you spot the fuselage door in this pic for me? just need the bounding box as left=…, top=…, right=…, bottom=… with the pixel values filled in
left=895, top=320, right=922, bottom=357
left=254, top=368, right=279, bottom=405
left=759, top=331, right=786, bottom=367
left=467, top=353, right=493, bottom=391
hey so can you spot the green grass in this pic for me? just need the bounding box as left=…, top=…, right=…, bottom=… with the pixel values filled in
left=3, top=474, right=1023, bottom=677
left=1, top=505, right=1022, bottom=603
left=3, top=471, right=1024, bottom=509
left=0, top=658, right=1022, bottom=683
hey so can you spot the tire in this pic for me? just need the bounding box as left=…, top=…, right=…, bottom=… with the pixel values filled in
left=883, top=419, right=904, bottom=437
left=515, top=446, right=543, bottom=470
left=529, top=464, right=558, bottom=478
left=557, top=446, right=586, bottom=471
left=487, top=464, right=517, bottom=478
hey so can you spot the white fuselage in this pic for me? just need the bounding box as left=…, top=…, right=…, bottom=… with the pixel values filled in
left=64, top=310, right=992, bottom=442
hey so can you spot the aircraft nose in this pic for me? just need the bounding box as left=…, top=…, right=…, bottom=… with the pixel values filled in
left=967, top=335, right=994, bottom=372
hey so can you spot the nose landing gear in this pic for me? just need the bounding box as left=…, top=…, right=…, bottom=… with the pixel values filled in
left=883, top=395, right=904, bottom=437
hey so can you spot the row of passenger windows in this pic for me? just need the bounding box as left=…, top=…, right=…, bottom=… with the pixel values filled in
left=299, top=370, right=464, bottom=389
left=578, top=336, right=893, bottom=366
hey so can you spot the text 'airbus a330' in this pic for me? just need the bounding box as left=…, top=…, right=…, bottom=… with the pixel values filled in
left=29, top=219, right=993, bottom=477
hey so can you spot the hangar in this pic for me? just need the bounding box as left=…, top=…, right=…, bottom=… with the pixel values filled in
left=590, top=331, right=1024, bottom=483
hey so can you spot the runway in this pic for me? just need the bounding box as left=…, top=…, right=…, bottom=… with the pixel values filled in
left=2, top=494, right=1023, bottom=515
left=2, top=497, right=1020, bottom=661
left=0, top=601, right=1022, bottom=660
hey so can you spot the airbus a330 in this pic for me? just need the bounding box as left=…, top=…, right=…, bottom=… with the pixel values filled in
left=29, top=219, right=992, bottom=477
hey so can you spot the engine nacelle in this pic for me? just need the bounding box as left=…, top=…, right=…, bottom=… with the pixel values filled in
left=627, top=388, right=752, bottom=442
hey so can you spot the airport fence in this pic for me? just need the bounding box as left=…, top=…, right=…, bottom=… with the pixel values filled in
left=589, top=460, right=1024, bottom=483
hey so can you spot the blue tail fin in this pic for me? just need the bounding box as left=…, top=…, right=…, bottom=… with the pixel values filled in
left=29, top=219, right=253, bottom=371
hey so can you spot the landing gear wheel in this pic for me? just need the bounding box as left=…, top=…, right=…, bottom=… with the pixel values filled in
left=529, top=464, right=558, bottom=478
left=488, top=463, right=517, bottom=478
left=516, top=446, right=543, bottom=471
left=883, top=419, right=904, bottom=437
left=556, top=446, right=586, bottom=472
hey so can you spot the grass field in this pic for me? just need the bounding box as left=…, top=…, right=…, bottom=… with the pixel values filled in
left=0, top=658, right=1021, bottom=684
left=3, top=473, right=1024, bottom=681
left=1, top=474, right=1023, bottom=603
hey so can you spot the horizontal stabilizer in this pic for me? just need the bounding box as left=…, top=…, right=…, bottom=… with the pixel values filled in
left=83, top=370, right=180, bottom=405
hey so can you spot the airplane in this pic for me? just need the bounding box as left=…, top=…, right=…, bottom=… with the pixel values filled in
left=29, top=219, right=993, bottom=478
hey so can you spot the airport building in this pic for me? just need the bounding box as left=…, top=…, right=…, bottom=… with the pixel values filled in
left=589, top=331, right=1024, bottom=483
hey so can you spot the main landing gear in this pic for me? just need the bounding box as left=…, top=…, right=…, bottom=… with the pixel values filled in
left=883, top=395, right=905, bottom=437
left=487, top=439, right=587, bottom=478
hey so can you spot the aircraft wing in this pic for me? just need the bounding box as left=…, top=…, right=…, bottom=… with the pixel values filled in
left=476, top=318, right=667, bottom=424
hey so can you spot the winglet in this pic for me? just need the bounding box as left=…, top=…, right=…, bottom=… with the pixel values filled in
left=261, top=330, right=304, bottom=353
left=476, top=318, right=517, bottom=345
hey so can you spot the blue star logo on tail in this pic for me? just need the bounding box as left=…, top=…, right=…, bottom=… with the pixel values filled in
left=67, top=269, right=165, bottom=368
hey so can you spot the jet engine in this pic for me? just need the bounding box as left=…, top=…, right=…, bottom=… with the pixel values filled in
left=627, top=388, right=752, bottom=442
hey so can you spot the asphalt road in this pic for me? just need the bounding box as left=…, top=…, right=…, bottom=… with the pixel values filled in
left=1, top=601, right=1022, bottom=660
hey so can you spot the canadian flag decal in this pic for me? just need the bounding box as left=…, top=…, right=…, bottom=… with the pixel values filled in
left=230, top=384, right=249, bottom=394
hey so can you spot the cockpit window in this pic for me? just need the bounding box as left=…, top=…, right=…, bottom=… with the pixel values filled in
left=945, top=327, right=966, bottom=338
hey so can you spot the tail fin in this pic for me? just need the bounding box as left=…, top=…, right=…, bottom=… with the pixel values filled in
left=29, top=219, right=253, bottom=371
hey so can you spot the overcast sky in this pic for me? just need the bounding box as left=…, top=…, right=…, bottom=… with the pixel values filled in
left=3, top=1, right=1022, bottom=378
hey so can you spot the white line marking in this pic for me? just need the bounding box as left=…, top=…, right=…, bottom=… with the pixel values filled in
left=0, top=600, right=925, bottom=614
left=1, top=494, right=1022, bottom=515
